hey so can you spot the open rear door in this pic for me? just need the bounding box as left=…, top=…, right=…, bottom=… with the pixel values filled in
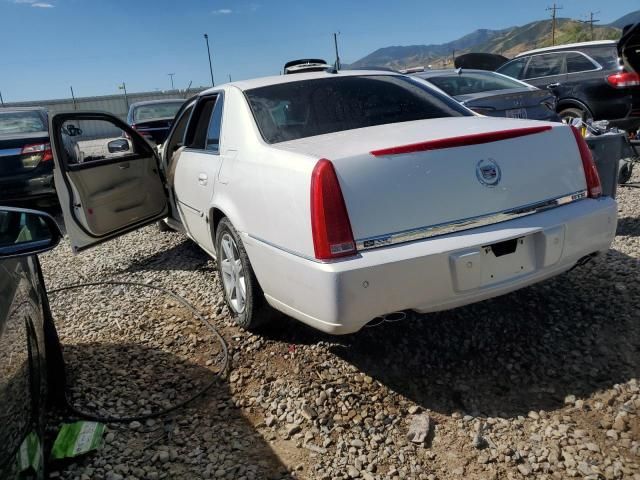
left=50, top=112, right=168, bottom=252
left=619, top=23, right=640, bottom=74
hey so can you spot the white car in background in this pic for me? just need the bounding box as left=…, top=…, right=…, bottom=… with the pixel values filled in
left=49, top=71, right=616, bottom=334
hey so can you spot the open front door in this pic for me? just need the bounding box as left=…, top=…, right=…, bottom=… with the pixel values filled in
left=50, top=112, right=168, bottom=252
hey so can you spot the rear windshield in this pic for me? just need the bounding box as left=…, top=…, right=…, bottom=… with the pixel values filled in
left=133, top=102, right=183, bottom=122
left=0, top=111, right=46, bottom=135
left=580, top=46, right=620, bottom=70
left=245, top=75, right=471, bottom=144
left=425, top=72, right=526, bottom=96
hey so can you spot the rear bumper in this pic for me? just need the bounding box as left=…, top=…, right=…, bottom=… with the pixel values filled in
left=244, top=197, right=617, bottom=334
left=0, top=173, right=56, bottom=204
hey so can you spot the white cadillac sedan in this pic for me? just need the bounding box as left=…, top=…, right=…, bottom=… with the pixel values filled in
left=49, top=70, right=617, bottom=334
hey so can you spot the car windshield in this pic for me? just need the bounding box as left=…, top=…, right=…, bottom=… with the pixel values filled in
left=133, top=102, right=183, bottom=122
left=425, top=72, right=527, bottom=96
left=0, top=111, right=46, bottom=135
left=245, top=75, right=471, bottom=144
left=581, top=46, right=620, bottom=70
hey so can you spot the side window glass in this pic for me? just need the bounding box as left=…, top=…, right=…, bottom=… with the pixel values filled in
left=59, top=119, right=141, bottom=166
left=497, top=58, right=527, bottom=79
left=166, top=104, right=194, bottom=157
left=566, top=53, right=597, bottom=73
left=186, top=96, right=217, bottom=150
left=523, top=53, right=564, bottom=79
left=205, top=97, right=224, bottom=153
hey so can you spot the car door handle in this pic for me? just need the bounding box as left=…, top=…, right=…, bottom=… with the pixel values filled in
left=118, top=162, right=130, bottom=169
left=546, top=83, right=561, bottom=89
left=198, top=173, right=208, bottom=185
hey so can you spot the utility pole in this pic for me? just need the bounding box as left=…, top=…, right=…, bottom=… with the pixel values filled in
left=0, top=91, right=4, bottom=107
left=228, top=74, right=232, bottom=82
left=70, top=86, right=77, bottom=110
left=333, top=32, right=341, bottom=70
left=581, top=11, right=600, bottom=40
left=546, top=3, right=563, bottom=46
left=168, top=73, right=175, bottom=90
left=118, top=82, right=129, bottom=109
left=204, top=34, right=215, bottom=87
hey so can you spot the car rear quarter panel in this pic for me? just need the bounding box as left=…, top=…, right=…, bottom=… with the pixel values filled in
left=211, top=87, right=317, bottom=259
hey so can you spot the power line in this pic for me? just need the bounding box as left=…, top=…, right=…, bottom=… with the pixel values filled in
left=546, top=3, right=563, bottom=46
left=580, top=11, right=600, bottom=40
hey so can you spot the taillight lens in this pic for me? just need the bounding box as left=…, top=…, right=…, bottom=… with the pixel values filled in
left=570, top=126, right=602, bottom=198
left=606, top=72, right=640, bottom=88
left=21, top=142, right=53, bottom=162
left=310, top=159, right=356, bottom=260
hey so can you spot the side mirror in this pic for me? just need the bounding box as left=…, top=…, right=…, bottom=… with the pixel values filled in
left=0, top=207, right=62, bottom=259
left=107, top=138, right=130, bottom=153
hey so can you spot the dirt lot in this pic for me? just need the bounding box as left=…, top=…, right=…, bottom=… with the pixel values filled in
left=41, top=173, right=640, bottom=480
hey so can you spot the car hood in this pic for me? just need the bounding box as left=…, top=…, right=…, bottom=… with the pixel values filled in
left=618, top=22, right=640, bottom=73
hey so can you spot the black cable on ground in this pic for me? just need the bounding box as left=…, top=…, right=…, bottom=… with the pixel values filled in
left=49, top=280, right=229, bottom=423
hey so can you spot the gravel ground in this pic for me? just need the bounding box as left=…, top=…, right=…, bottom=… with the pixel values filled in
left=41, top=171, right=639, bottom=480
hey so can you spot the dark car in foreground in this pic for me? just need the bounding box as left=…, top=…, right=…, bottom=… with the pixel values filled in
left=496, top=23, right=640, bottom=130
left=126, top=99, right=185, bottom=144
left=413, top=69, right=561, bottom=121
left=0, top=206, right=63, bottom=479
left=0, top=108, right=56, bottom=208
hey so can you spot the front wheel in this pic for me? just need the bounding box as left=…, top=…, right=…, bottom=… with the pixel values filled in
left=215, top=217, right=273, bottom=331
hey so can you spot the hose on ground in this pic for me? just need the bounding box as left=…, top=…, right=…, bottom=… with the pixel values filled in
left=49, top=280, right=229, bottom=423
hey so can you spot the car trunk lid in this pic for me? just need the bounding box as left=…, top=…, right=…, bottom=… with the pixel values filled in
left=274, top=117, right=588, bottom=246
left=618, top=22, right=640, bottom=73
left=0, top=132, right=50, bottom=177
left=457, top=88, right=553, bottom=114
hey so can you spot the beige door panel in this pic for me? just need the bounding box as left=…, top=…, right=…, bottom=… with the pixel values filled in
left=67, top=156, right=166, bottom=237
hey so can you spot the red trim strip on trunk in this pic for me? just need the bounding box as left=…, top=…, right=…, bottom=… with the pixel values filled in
left=370, top=126, right=553, bottom=156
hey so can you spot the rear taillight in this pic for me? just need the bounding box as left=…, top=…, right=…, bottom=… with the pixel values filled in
left=606, top=72, right=640, bottom=88
left=570, top=126, right=602, bottom=198
left=21, top=142, right=52, bottom=162
left=310, top=159, right=356, bottom=260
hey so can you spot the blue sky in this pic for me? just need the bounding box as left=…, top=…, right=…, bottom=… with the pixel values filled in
left=0, top=0, right=635, bottom=101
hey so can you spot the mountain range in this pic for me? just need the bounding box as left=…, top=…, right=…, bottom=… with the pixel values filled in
left=349, top=9, right=640, bottom=70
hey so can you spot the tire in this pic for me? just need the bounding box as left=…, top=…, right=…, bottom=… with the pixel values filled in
left=559, top=107, right=590, bottom=125
left=157, top=219, right=172, bottom=232
left=215, top=217, right=273, bottom=331
left=618, top=161, right=633, bottom=185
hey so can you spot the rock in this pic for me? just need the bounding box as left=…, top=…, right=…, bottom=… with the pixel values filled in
left=301, top=405, right=318, bottom=420
left=564, top=395, right=576, bottom=405
left=157, top=451, right=169, bottom=463
left=351, top=439, right=365, bottom=448
left=408, top=405, right=420, bottom=415
left=406, top=413, right=431, bottom=444
left=347, top=465, right=360, bottom=478
left=265, top=415, right=276, bottom=427
left=129, top=421, right=142, bottom=430
left=517, top=463, right=532, bottom=476
left=286, top=424, right=301, bottom=437
left=613, top=415, right=627, bottom=432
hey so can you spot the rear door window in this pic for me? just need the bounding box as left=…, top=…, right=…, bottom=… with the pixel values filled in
left=496, top=57, right=528, bottom=79
left=245, top=75, right=471, bottom=144
left=566, top=52, right=598, bottom=73
left=205, top=97, right=224, bottom=153
left=523, top=53, right=565, bottom=79
left=581, top=46, right=620, bottom=70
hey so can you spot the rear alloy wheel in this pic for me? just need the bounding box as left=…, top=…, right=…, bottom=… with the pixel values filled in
left=559, top=107, right=590, bottom=125
left=215, top=217, right=272, bottom=331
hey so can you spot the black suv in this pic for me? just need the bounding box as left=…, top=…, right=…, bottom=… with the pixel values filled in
left=496, top=24, right=640, bottom=131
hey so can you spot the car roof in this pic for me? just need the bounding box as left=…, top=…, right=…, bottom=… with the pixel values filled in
left=516, top=40, right=617, bottom=57
left=129, top=99, right=185, bottom=108
left=203, top=70, right=404, bottom=93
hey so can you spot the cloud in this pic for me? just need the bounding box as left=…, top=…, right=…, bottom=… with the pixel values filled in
left=13, top=0, right=55, bottom=6
left=212, top=8, right=232, bottom=14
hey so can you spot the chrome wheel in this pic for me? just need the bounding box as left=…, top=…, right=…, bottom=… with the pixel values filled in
left=219, top=232, right=246, bottom=313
